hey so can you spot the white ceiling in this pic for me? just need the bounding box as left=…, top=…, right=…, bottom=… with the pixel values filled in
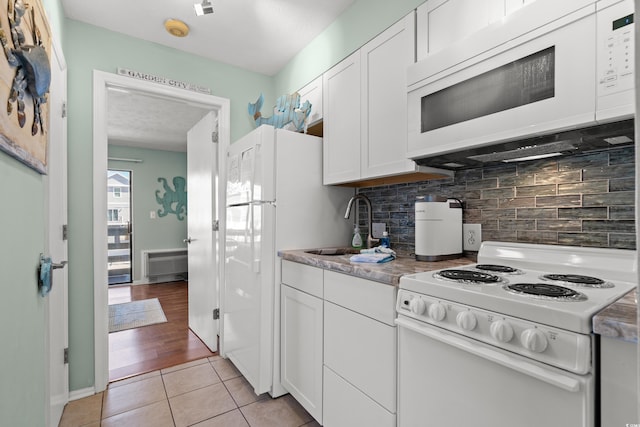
left=62, top=0, right=355, bottom=151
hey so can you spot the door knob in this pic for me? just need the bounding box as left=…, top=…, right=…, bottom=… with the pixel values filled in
left=184, top=237, right=197, bottom=244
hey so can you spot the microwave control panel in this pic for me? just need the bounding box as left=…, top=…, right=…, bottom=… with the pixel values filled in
left=597, top=0, right=634, bottom=119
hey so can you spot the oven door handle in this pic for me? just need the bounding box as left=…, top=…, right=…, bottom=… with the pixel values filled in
left=396, top=317, right=581, bottom=392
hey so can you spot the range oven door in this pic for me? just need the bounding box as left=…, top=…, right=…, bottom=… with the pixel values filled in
left=407, top=2, right=597, bottom=161
left=396, top=316, right=594, bottom=427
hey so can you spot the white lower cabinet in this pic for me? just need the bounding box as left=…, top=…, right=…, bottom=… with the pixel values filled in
left=280, top=260, right=397, bottom=426
left=281, top=263, right=324, bottom=423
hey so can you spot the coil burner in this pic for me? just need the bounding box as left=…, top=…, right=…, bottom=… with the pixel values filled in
left=540, top=274, right=614, bottom=289
left=504, top=283, right=588, bottom=301
left=434, top=269, right=506, bottom=284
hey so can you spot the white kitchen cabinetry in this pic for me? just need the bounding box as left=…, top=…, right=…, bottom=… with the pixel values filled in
left=323, top=12, right=450, bottom=186
left=297, top=76, right=323, bottom=132
left=281, top=261, right=324, bottom=423
left=323, top=51, right=361, bottom=184
left=416, top=0, right=537, bottom=60
left=599, top=337, right=638, bottom=426
left=323, top=270, right=397, bottom=426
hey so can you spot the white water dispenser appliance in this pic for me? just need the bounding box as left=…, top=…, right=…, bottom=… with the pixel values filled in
left=415, top=195, right=462, bottom=261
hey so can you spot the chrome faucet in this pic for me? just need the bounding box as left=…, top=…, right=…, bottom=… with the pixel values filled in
left=344, top=194, right=379, bottom=249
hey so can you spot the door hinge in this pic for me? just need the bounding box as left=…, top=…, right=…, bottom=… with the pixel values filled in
left=62, top=224, right=68, bottom=241
left=213, top=308, right=220, bottom=320
left=212, top=131, right=219, bottom=143
left=64, top=348, right=69, bottom=364
left=62, top=101, right=67, bottom=118
left=213, top=219, right=219, bottom=231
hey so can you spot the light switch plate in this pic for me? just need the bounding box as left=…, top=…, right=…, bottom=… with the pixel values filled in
left=463, top=224, right=482, bottom=251
left=372, top=222, right=386, bottom=239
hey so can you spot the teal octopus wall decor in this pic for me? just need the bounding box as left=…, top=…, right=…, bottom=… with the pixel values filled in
left=156, top=176, right=187, bottom=220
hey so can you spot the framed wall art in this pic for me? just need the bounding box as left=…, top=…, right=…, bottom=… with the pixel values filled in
left=0, top=0, right=52, bottom=174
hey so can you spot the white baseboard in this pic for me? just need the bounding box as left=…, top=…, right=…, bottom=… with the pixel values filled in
left=69, top=386, right=97, bottom=401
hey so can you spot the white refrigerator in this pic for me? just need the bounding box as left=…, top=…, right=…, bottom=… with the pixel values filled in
left=223, top=125, right=353, bottom=397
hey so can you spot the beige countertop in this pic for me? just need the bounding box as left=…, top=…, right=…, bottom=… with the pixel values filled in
left=279, top=249, right=476, bottom=286
left=593, top=289, right=638, bottom=343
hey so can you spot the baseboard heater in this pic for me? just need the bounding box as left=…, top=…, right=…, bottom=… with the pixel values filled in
left=142, top=248, right=188, bottom=283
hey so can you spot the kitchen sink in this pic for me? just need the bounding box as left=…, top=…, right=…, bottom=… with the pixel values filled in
left=304, top=247, right=361, bottom=256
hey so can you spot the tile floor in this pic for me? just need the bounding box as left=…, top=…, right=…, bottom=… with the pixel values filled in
left=59, top=355, right=319, bottom=427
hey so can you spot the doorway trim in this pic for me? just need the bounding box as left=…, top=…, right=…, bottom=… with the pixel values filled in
left=92, top=70, right=230, bottom=391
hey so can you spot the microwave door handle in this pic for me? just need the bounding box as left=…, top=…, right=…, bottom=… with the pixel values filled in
left=395, top=317, right=581, bottom=393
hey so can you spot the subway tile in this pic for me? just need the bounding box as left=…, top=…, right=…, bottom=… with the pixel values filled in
left=516, top=231, right=558, bottom=244
left=609, top=177, right=635, bottom=192
left=466, top=178, right=498, bottom=190
left=483, top=163, right=517, bottom=178
left=463, top=209, right=482, bottom=223
left=582, top=220, right=635, bottom=233
left=498, top=219, right=536, bottom=231
left=609, top=146, right=635, bottom=165
left=558, top=152, right=609, bottom=171
left=557, top=181, right=608, bottom=195
left=516, top=208, right=557, bottom=219
left=534, top=170, right=581, bottom=185
left=465, top=198, right=499, bottom=209
left=558, top=233, right=609, bottom=247
left=454, top=168, right=483, bottom=183
left=558, top=207, right=608, bottom=219
left=517, top=159, right=557, bottom=174
left=536, top=220, right=582, bottom=232
left=582, top=164, right=635, bottom=181
left=499, top=197, right=535, bottom=208
left=583, top=191, right=634, bottom=206
left=535, top=195, right=581, bottom=208
left=609, top=206, right=635, bottom=220
left=482, top=229, right=517, bottom=242
left=609, top=233, right=637, bottom=250
left=482, top=209, right=516, bottom=219
left=498, top=174, right=535, bottom=187
left=482, top=188, right=515, bottom=199
left=480, top=219, right=499, bottom=230
left=516, top=185, right=556, bottom=197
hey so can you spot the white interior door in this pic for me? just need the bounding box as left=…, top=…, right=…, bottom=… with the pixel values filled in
left=187, top=111, right=219, bottom=351
left=46, top=41, right=68, bottom=427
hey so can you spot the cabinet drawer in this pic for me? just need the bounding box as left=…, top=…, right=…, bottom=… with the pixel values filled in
left=324, top=270, right=396, bottom=325
left=324, top=301, right=396, bottom=412
left=281, top=260, right=323, bottom=298
left=323, top=366, right=395, bottom=427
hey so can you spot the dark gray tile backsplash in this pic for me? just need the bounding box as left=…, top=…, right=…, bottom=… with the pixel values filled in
left=358, top=146, right=636, bottom=255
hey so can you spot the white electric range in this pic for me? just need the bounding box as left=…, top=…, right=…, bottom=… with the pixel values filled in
left=396, top=241, right=637, bottom=427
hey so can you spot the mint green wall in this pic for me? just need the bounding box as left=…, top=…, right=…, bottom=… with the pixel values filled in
left=63, top=0, right=427, bottom=393
left=108, top=146, right=188, bottom=282
left=0, top=153, right=46, bottom=426
left=274, top=0, right=424, bottom=96
left=64, top=19, right=274, bottom=390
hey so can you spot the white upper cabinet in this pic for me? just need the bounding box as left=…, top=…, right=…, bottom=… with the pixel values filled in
left=417, top=0, right=537, bottom=60
left=323, top=51, right=362, bottom=185
left=360, top=12, right=417, bottom=180
left=297, top=76, right=323, bottom=127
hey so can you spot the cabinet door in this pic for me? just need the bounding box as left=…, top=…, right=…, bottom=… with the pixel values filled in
left=323, top=51, right=361, bottom=185
left=361, top=12, right=417, bottom=179
left=281, top=284, right=324, bottom=423
left=298, top=76, right=323, bottom=126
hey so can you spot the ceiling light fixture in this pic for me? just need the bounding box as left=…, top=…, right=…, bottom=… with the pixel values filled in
left=194, top=0, right=214, bottom=16
left=164, top=19, right=190, bottom=37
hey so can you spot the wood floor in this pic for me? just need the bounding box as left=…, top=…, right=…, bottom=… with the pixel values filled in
left=108, top=281, right=216, bottom=382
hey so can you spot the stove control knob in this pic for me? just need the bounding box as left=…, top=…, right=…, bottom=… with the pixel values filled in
left=428, top=302, right=446, bottom=321
left=490, top=320, right=514, bottom=343
left=521, top=328, right=548, bottom=353
left=409, top=298, right=426, bottom=315
left=456, top=311, right=477, bottom=331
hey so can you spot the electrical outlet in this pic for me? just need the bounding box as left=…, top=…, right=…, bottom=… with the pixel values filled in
left=372, top=222, right=386, bottom=239
left=463, top=224, right=482, bottom=251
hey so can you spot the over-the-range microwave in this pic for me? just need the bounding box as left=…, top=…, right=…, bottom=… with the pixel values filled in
left=407, top=0, right=634, bottom=166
